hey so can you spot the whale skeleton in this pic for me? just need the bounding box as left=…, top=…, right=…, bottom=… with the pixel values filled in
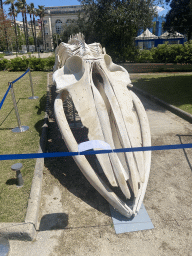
left=53, top=33, right=151, bottom=218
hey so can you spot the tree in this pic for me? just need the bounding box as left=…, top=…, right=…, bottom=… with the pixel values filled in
left=0, top=1, right=9, bottom=50
left=4, top=0, right=19, bottom=53
left=60, top=18, right=83, bottom=43
left=164, top=0, right=192, bottom=41
left=27, top=3, right=37, bottom=51
left=78, top=0, right=161, bottom=62
left=15, top=0, right=29, bottom=51
left=37, top=5, right=46, bottom=50
left=0, top=9, right=15, bottom=51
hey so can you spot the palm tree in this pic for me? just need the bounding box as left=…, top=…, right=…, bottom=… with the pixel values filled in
left=37, top=5, right=46, bottom=51
left=0, top=0, right=9, bottom=50
left=33, top=7, right=38, bottom=51
left=27, top=3, right=37, bottom=51
left=4, top=0, right=19, bottom=53
left=15, top=0, right=29, bottom=52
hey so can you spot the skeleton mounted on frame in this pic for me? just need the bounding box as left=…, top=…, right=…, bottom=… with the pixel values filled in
left=53, top=33, right=151, bottom=218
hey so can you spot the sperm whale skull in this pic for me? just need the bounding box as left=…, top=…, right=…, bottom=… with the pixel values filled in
left=53, top=33, right=151, bottom=218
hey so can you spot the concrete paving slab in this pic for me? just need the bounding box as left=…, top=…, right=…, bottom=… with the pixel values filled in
left=7, top=81, right=192, bottom=256
left=110, top=203, right=154, bottom=234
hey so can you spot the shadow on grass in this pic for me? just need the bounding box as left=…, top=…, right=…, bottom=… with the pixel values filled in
left=132, top=74, right=192, bottom=113
left=35, top=94, right=46, bottom=115
left=0, top=98, right=27, bottom=128
left=34, top=94, right=47, bottom=136
left=6, top=178, right=17, bottom=185
left=34, top=119, right=45, bottom=137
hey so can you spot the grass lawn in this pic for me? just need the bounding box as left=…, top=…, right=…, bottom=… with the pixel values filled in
left=131, top=73, right=192, bottom=115
left=0, top=71, right=47, bottom=222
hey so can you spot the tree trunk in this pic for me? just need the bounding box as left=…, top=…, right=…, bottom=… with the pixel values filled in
left=12, top=5, right=19, bottom=53
left=22, top=12, right=26, bottom=47
left=24, top=11, right=29, bottom=52
left=33, top=15, right=37, bottom=51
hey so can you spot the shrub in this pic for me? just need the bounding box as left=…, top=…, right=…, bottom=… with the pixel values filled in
left=44, top=56, right=55, bottom=70
left=28, top=57, right=45, bottom=71
left=138, top=41, right=192, bottom=64
left=135, top=49, right=153, bottom=63
left=0, top=59, right=8, bottom=71
left=0, top=53, right=5, bottom=58
left=7, top=57, right=29, bottom=71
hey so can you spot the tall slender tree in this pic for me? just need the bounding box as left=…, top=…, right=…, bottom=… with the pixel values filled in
left=37, top=5, right=46, bottom=50
left=15, top=0, right=29, bottom=51
left=27, top=3, right=35, bottom=44
left=4, top=0, right=19, bottom=52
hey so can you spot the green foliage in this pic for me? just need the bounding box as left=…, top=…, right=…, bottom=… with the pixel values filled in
left=134, top=41, right=192, bottom=63
left=78, top=0, right=158, bottom=62
left=0, top=59, right=8, bottom=70
left=28, top=57, right=45, bottom=71
left=44, top=56, right=55, bottom=69
left=6, top=56, right=29, bottom=71
left=0, top=56, right=55, bottom=71
left=164, top=0, right=192, bottom=41
left=135, top=49, right=154, bottom=63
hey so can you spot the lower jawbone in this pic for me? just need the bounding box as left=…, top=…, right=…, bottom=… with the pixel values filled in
left=53, top=38, right=151, bottom=218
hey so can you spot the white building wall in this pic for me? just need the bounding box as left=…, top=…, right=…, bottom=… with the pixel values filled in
left=43, top=5, right=82, bottom=50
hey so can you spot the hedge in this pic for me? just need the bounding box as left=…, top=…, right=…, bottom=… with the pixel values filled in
left=135, top=40, right=192, bottom=64
left=1, top=42, right=192, bottom=70
left=0, top=56, right=55, bottom=71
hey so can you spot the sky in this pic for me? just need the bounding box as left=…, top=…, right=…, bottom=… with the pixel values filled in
left=3, top=0, right=170, bottom=22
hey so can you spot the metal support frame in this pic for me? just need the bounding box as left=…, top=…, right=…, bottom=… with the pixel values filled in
left=10, top=82, right=29, bottom=133
left=28, top=68, right=38, bottom=100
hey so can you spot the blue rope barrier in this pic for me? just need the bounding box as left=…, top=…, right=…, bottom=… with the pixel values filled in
left=11, top=68, right=30, bottom=84
left=0, top=143, right=192, bottom=161
left=0, top=69, right=30, bottom=110
left=0, top=83, right=12, bottom=110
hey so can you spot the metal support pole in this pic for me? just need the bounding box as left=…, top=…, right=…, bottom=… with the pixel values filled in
left=72, top=100, right=77, bottom=128
left=11, top=163, right=24, bottom=187
left=10, top=82, right=29, bottom=133
left=28, top=68, right=38, bottom=100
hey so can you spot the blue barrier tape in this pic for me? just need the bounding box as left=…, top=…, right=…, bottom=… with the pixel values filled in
left=0, top=143, right=192, bottom=161
left=11, top=68, right=30, bottom=84
left=0, top=83, right=12, bottom=110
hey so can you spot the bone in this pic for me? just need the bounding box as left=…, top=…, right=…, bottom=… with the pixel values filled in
left=54, top=92, right=133, bottom=217
left=53, top=33, right=151, bottom=218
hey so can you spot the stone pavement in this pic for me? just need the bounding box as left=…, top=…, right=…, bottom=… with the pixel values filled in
left=7, top=84, right=192, bottom=256
left=4, top=52, right=54, bottom=60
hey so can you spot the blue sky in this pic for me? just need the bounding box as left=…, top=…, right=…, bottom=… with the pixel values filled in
left=3, top=0, right=170, bottom=21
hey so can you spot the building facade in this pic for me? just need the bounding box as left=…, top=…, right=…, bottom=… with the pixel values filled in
left=43, top=5, right=82, bottom=50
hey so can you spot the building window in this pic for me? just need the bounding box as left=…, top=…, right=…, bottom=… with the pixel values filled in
left=66, top=19, right=72, bottom=25
left=55, top=19, right=62, bottom=34
left=45, top=27, right=48, bottom=35
left=44, top=20, right=47, bottom=24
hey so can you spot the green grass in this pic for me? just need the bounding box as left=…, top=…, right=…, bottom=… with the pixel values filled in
left=131, top=73, right=192, bottom=114
left=0, top=71, right=47, bottom=222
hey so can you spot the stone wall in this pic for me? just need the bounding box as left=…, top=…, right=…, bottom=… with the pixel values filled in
left=121, top=63, right=192, bottom=73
